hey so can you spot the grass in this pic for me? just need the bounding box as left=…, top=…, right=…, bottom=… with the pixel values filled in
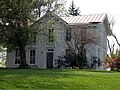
left=0, top=69, right=120, bottom=90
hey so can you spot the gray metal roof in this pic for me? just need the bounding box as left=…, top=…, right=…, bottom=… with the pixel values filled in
left=61, top=14, right=107, bottom=25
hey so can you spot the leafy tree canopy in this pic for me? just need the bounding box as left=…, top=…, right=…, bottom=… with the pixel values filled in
left=36, top=0, right=67, bottom=17
left=0, top=0, right=67, bottom=68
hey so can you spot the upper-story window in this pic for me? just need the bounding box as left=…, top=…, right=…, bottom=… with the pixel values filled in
left=15, top=48, right=20, bottom=64
left=30, top=50, right=36, bottom=64
left=33, top=32, right=37, bottom=43
left=66, top=28, right=71, bottom=42
left=31, top=32, right=37, bottom=43
left=81, top=29, right=86, bottom=39
left=29, top=32, right=36, bottom=43
left=48, top=29, right=54, bottom=42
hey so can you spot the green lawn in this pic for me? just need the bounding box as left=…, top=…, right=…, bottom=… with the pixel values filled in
left=0, top=69, right=120, bottom=90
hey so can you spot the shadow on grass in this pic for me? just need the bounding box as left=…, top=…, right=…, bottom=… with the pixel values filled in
left=82, top=69, right=117, bottom=73
left=2, top=68, right=120, bottom=89
left=0, top=68, right=90, bottom=78
left=0, top=68, right=91, bottom=90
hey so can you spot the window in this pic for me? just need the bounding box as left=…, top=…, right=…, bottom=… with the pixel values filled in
left=30, top=32, right=36, bottom=43
left=30, top=50, right=36, bottom=64
left=48, top=49, right=54, bottom=51
left=66, top=49, right=69, bottom=56
left=66, top=49, right=71, bottom=61
left=66, top=48, right=72, bottom=56
left=15, top=49, right=20, bottom=64
left=66, top=28, right=71, bottom=42
left=81, top=29, right=86, bottom=42
left=33, top=32, right=36, bottom=43
left=48, top=29, right=54, bottom=42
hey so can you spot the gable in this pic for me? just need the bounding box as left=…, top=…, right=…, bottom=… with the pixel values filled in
left=38, top=11, right=68, bottom=26
left=31, top=11, right=68, bottom=34
left=103, top=17, right=112, bottom=36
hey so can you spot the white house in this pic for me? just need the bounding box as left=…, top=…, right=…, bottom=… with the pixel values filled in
left=6, top=11, right=111, bottom=69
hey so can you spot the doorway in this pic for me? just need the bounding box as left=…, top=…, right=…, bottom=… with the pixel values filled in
left=46, top=52, right=53, bottom=69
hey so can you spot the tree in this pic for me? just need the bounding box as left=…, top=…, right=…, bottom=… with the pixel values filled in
left=0, top=0, right=38, bottom=68
left=104, top=49, right=120, bottom=71
left=65, top=24, right=100, bottom=69
left=0, top=0, right=67, bottom=68
left=104, top=16, right=120, bottom=71
left=36, top=0, right=67, bottom=18
left=68, top=0, right=80, bottom=16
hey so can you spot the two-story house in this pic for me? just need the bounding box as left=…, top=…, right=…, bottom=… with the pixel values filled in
left=6, top=11, right=111, bottom=69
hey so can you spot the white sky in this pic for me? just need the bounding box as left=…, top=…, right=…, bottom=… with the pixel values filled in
left=66, top=0, right=120, bottom=49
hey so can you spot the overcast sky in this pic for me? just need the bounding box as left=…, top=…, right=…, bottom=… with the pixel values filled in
left=66, top=0, right=120, bottom=48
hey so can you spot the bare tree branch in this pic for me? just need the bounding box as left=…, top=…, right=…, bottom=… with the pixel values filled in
left=107, top=38, right=112, bottom=53
left=112, top=34, right=120, bottom=47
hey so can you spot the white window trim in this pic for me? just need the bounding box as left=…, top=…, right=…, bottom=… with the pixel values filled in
left=14, top=50, right=20, bottom=65
left=29, top=49, right=36, bottom=65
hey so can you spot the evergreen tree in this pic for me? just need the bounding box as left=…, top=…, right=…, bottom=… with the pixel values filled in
left=68, top=0, right=80, bottom=16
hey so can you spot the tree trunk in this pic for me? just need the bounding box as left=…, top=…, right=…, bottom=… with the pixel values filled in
left=19, top=45, right=28, bottom=68
left=15, top=29, right=28, bottom=68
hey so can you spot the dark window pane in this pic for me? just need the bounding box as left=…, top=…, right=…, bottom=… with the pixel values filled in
left=48, top=29, right=54, bottom=42
left=15, top=48, right=20, bottom=64
left=30, top=50, right=35, bottom=64
left=66, top=28, right=71, bottom=42
left=48, top=49, right=54, bottom=51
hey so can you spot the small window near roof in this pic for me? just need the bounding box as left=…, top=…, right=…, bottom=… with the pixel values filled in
left=66, top=28, right=71, bottom=42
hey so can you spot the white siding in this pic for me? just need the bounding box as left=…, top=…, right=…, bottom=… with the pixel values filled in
left=6, top=12, right=108, bottom=70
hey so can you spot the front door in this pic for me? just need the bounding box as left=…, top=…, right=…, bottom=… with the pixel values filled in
left=46, top=52, right=53, bottom=69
